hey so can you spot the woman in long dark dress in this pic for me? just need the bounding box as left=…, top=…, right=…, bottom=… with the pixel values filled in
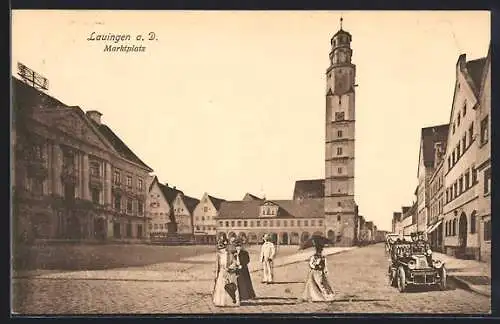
left=234, top=239, right=256, bottom=300
left=300, top=240, right=335, bottom=302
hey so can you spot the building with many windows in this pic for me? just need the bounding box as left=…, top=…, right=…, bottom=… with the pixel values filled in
left=442, top=52, right=487, bottom=260
left=427, top=137, right=447, bottom=252
left=216, top=199, right=325, bottom=245
left=146, top=176, right=183, bottom=239
left=192, top=193, right=225, bottom=244
left=474, top=45, right=491, bottom=263
left=12, top=77, right=153, bottom=243
left=416, top=124, right=449, bottom=236
left=172, top=192, right=200, bottom=241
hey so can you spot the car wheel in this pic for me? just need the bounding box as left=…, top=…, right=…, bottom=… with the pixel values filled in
left=440, top=266, right=447, bottom=291
left=397, top=266, right=407, bottom=293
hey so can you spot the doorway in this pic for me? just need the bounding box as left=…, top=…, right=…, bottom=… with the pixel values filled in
left=458, top=213, right=468, bottom=258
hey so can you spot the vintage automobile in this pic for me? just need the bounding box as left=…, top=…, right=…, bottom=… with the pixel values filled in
left=388, top=241, right=447, bottom=292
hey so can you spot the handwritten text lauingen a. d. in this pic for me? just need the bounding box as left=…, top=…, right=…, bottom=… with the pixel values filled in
left=87, top=32, right=158, bottom=53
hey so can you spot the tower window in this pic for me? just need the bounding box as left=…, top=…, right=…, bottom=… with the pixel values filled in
left=338, top=167, right=343, bottom=174
left=337, top=147, right=343, bottom=155
left=337, top=130, right=343, bottom=137
left=335, top=112, right=345, bottom=121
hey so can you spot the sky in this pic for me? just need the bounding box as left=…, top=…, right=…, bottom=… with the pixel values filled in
left=11, top=11, right=490, bottom=231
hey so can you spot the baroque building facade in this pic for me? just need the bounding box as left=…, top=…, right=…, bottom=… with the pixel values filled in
left=12, top=77, right=153, bottom=243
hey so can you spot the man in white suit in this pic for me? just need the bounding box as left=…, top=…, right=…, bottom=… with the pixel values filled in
left=260, top=233, right=276, bottom=284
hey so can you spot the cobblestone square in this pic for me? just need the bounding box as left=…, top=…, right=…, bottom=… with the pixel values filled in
left=12, top=244, right=491, bottom=315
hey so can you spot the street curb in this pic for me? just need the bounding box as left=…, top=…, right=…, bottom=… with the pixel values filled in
left=448, top=275, right=491, bottom=298
left=249, top=247, right=357, bottom=274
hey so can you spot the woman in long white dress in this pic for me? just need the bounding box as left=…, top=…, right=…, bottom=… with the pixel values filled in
left=301, top=241, right=335, bottom=302
left=212, top=237, right=241, bottom=307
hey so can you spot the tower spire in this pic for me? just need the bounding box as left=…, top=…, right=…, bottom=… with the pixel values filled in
left=340, top=15, right=343, bottom=30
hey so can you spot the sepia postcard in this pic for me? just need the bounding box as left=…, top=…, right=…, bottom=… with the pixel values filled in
left=10, top=10, right=492, bottom=315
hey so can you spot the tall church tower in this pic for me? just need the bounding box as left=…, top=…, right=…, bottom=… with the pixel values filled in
left=324, top=18, right=358, bottom=246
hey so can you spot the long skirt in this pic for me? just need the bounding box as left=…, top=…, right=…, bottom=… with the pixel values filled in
left=237, top=267, right=256, bottom=300
left=213, top=270, right=240, bottom=307
left=301, top=270, right=335, bottom=302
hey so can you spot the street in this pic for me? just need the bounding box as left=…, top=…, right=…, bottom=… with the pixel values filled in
left=12, top=244, right=491, bottom=314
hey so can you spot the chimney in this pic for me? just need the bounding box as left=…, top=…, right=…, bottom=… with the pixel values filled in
left=173, top=186, right=176, bottom=190
left=165, top=182, right=168, bottom=187
left=86, top=110, right=102, bottom=125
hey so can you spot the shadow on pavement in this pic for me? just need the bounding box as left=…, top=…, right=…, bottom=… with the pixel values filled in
left=268, top=281, right=304, bottom=284
left=255, top=297, right=298, bottom=300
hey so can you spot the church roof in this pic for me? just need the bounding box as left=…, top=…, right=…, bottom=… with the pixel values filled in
left=217, top=198, right=324, bottom=219
left=293, top=179, right=325, bottom=200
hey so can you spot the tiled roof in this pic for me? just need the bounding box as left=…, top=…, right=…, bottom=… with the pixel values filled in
left=208, top=195, right=225, bottom=211
left=218, top=198, right=324, bottom=219
left=293, top=179, right=325, bottom=200
left=183, top=195, right=200, bottom=214
left=92, top=122, right=152, bottom=171
left=12, top=77, right=67, bottom=113
left=421, top=124, right=450, bottom=168
left=158, top=181, right=184, bottom=205
left=13, top=77, right=153, bottom=171
left=242, top=193, right=263, bottom=201
left=465, top=57, right=487, bottom=96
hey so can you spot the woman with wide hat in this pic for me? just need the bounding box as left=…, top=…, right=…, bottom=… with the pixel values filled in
left=300, top=239, right=335, bottom=302
left=212, top=235, right=241, bottom=307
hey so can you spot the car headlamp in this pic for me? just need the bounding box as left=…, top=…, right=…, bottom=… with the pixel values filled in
left=433, top=260, right=443, bottom=268
left=427, top=249, right=432, bottom=255
left=408, top=260, right=416, bottom=270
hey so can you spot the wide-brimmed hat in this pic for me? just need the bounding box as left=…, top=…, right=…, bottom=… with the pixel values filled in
left=234, top=238, right=243, bottom=247
left=217, top=238, right=228, bottom=250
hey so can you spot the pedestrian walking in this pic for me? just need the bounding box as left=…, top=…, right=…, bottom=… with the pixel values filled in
left=260, top=233, right=276, bottom=284
left=234, top=239, right=256, bottom=300
left=213, top=236, right=241, bottom=307
left=300, top=239, right=335, bottom=302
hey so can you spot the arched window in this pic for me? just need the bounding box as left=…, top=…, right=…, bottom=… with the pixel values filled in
left=452, top=219, right=457, bottom=236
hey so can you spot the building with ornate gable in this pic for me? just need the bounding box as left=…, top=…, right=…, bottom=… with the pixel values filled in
left=192, top=193, right=225, bottom=244
left=146, top=176, right=183, bottom=238
left=12, top=77, right=154, bottom=243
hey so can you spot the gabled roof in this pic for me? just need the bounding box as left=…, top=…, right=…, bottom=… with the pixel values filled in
left=208, top=195, right=225, bottom=211
left=242, top=193, right=263, bottom=201
left=183, top=195, right=200, bottom=214
left=477, top=44, right=491, bottom=102
left=159, top=183, right=184, bottom=205
left=218, top=198, right=324, bottom=219
left=13, top=76, right=153, bottom=172
left=293, top=179, right=325, bottom=200
left=465, top=57, right=488, bottom=97
left=90, top=121, right=153, bottom=171
left=418, top=124, right=450, bottom=171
